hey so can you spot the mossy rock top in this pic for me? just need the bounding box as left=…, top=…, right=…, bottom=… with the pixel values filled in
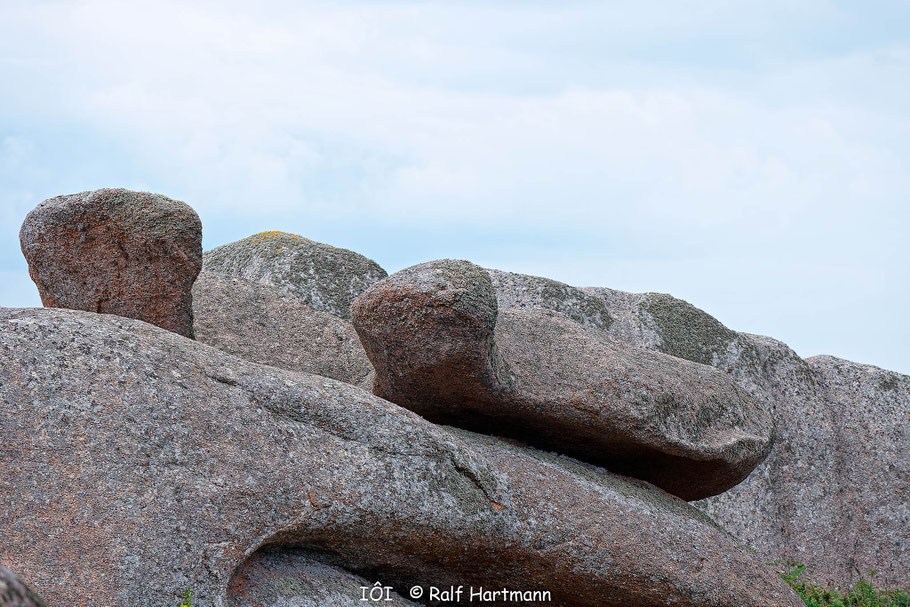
left=487, top=268, right=613, bottom=331
left=639, top=293, right=737, bottom=366
left=203, top=231, right=387, bottom=320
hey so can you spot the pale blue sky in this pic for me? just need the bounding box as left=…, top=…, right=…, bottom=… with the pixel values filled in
left=1, top=1, right=908, bottom=373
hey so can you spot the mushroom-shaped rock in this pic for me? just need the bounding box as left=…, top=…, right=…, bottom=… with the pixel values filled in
left=202, top=232, right=387, bottom=320
left=0, top=308, right=801, bottom=607
left=0, top=565, right=46, bottom=607
left=19, top=188, right=202, bottom=337
left=352, top=260, right=774, bottom=501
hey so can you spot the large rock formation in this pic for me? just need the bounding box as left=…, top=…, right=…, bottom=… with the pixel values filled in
left=193, top=272, right=373, bottom=389
left=18, top=188, right=203, bottom=338
left=352, top=260, right=773, bottom=501
left=0, top=307, right=801, bottom=607
left=492, top=269, right=910, bottom=588
left=0, top=566, right=45, bottom=607
left=202, top=232, right=387, bottom=320
left=799, top=356, right=909, bottom=584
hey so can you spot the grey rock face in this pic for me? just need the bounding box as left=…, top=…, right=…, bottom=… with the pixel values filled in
left=797, top=356, right=908, bottom=584
left=0, top=308, right=800, bottom=607
left=487, top=268, right=613, bottom=330
left=18, top=188, right=203, bottom=337
left=227, top=548, right=421, bottom=607
left=352, top=260, right=773, bottom=501
left=203, top=232, right=387, bottom=320
left=192, top=272, right=373, bottom=389
left=497, top=278, right=909, bottom=588
left=0, top=566, right=45, bottom=607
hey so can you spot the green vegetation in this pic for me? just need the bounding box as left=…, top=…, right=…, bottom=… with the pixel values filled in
left=775, top=562, right=910, bottom=607
left=179, top=589, right=193, bottom=607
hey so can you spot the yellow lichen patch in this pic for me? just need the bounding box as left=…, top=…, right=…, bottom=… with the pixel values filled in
left=246, top=231, right=301, bottom=246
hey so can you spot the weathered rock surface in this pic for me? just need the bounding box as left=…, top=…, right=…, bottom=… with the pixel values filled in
left=781, top=355, right=908, bottom=585
left=193, top=272, right=373, bottom=389
left=227, top=548, right=421, bottom=607
left=497, top=275, right=909, bottom=587
left=0, top=566, right=45, bottom=607
left=487, top=268, right=613, bottom=331
left=352, top=260, right=773, bottom=501
left=18, top=188, right=202, bottom=337
left=203, top=232, right=387, bottom=320
left=0, top=307, right=801, bottom=607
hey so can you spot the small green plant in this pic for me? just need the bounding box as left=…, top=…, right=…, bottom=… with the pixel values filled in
left=773, top=561, right=910, bottom=607
left=179, top=589, right=193, bottom=607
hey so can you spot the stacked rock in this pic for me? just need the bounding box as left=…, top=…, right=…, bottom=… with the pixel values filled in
left=0, top=307, right=802, bottom=607
left=6, top=193, right=804, bottom=606
left=19, top=188, right=202, bottom=338
left=352, top=259, right=774, bottom=501
left=489, top=268, right=910, bottom=588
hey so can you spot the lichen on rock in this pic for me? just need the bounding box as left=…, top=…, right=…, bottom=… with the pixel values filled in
left=639, top=292, right=737, bottom=366
left=202, top=231, right=387, bottom=320
left=488, top=268, right=613, bottom=331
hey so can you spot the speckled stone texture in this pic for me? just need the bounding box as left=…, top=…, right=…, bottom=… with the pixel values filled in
left=19, top=188, right=202, bottom=337
left=495, top=272, right=910, bottom=588
left=227, top=548, right=421, bottom=607
left=351, top=260, right=773, bottom=501
left=0, top=308, right=801, bottom=607
left=797, top=356, right=909, bottom=584
left=193, top=272, right=373, bottom=389
left=487, top=269, right=613, bottom=331
left=202, top=232, right=387, bottom=320
left=0, top=566, right=45, bottom=607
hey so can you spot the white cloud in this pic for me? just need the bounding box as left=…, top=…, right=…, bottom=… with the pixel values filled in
left=0, top=0, right=907, bottom=372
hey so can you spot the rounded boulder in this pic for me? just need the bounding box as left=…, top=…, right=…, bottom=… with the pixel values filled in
left=19, top=188, right=202, bottom=337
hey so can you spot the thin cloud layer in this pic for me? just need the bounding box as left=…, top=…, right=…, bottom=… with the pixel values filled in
left=0, top=0, right=907, bottom=372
